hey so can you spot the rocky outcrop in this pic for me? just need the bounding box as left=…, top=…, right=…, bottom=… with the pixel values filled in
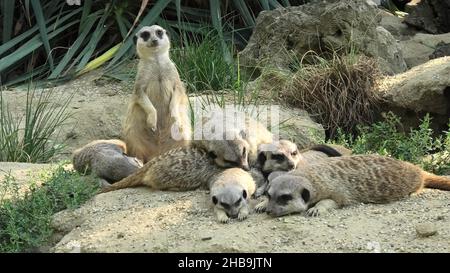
left=404, top=0, right=450, bottom=34
left=380, top=56, right=450, bottom=116
left=239, top=0, right=407, bottom=75
left=400, top=33, right=450, bottom=68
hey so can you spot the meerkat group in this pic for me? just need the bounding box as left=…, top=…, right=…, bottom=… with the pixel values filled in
left=72, top=25, right=450, bottom=224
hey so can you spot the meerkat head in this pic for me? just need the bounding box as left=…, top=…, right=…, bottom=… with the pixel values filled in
left=134, top=25, right=170, bottom=58
left=265, top=174, right=314, bottom=217
left=207, top=130, right=250, bottom=171
left=212, top=184, right=248, bottom=219
left=257, top=140, right=302, bottom=175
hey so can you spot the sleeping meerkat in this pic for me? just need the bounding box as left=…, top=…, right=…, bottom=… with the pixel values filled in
left=209, top=168, right=256, bottom=223
left=256, top=155, right=450, bottom=217
left=254, top=141, right=351, bottom=197
left=123, top=25, right=191, bottom=163
left=72, top=139, right=143, bottom=184
left=100, top=146, right=222, bottom=193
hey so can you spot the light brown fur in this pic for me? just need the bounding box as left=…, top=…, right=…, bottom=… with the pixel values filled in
left=101, top=145, right=223, bottom=193
left=257, top=155, right=450, bottom=217
left=72, top=139, right=142, bottom=183
left=209, top=168, right=256, bottom=223
left=123, top=25, right=191, bottom=163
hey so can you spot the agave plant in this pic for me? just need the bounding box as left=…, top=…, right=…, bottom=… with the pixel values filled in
left=0, top=0, right=303, bottom=87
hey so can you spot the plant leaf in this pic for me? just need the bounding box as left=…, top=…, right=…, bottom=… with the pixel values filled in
left=2, top=0, right=15, bottom=44
left=30, top=0, right=55, bottom=70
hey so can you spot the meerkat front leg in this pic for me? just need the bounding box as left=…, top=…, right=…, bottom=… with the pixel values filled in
left=214, top=207, right=230, bottom=223
left=254, top=196, right=268, bottom=213
left=169, top=91, right=189, bottom=139
left=137, top=95, right=158, bottom=131
left=306, top=199, right=338, bottom=217
left=238, top=204, right=250, bottom=221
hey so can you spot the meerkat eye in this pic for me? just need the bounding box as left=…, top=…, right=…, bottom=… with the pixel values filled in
left=220, top=202, right=230, bottom=210
left=257, top=152, right=267, bottom=166
left=291, top=150, right=298, bottom=156
left=212, top=196, right=218, bottom=205
left=272, top=154, right=286, bottom=162
left=140, top=31, right=150, bottom=41
left=156, top=29, right=163, bottom=39
left=301, top=189, right=310, bottom=203
left=223, top=159, right=238, bottom=166
left=242, top=190, right=247, bottom=199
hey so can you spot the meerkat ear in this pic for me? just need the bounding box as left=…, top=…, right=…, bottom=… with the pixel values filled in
left=301, top=188, right=310, bottom=203
left=212, top=196, right=218, bottom=205
left=242, top=190, right=247, bottom=199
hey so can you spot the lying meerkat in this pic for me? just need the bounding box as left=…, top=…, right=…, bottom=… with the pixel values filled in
left=123, top=25, right=191, bottom=163
left=256, top=155, right=450, bottom=217
left=209, top=168, right=256, bottom=223
left=100, top=146, right=220, bottom=193
left=254, top=141, right=351, bottom=197
left=72, top=139, right=143, bottom=183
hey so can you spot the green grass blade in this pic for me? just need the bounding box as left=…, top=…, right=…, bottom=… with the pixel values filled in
left=48, top=14, right=99, bottom=79
left=2, top=0, right=15, bottom=44
left=106, top=0, right=172, bottom=69
left=175, top=0, right=181, bottom=23
left=269, top=0, right=283, bottom=8
left=115, top=10, right=129, bottom=39
left=280, top=0, right=290, bottom=6
left=79, top=0, right=93, bottom=34
left=209, top=0, right=231, bottom=63
left=0, top=8, right=80, bottom=57
left=232, top=0, right=255, bottom=27
left=30, top=0, right=55, bottom=70
left=0, top=20, right=79, bottom=74
left=259, top=0, right=270, bottom=10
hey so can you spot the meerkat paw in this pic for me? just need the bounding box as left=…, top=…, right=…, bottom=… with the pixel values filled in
left=215, top=209, right=230, bottom=223
left=146, top=115, right=157, bottom=131
left=306, top=207, right=324, bottom=217
left=306, top=199, right=338, bottom=217
left=238, top=206, right=249, bottom=221
left=254, top=198, right=268, bottom=213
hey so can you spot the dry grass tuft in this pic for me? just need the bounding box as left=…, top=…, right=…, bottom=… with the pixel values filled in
left=282, top=54, right=382, bottom=138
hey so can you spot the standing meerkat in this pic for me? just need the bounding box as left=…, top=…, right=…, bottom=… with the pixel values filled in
left=256, top=155, right=450, bottom=217
left=123, top=25, right=191, bottom=163
left=72, top=139, right=143, bottom=183
left=209, top=168, right=256, bottom=223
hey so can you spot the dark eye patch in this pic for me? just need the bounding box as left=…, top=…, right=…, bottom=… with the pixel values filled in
left=140, top=31, right=150, bottom=41
left=291, top=150, right=298, bottom=156
left=156, top=29, right=163, bottom=39
left=301, top=188, right=310, bottom=203
left=234, top=198, right=242, bottom=206
left=220, top=202, right=230, bottom=210
left=272, top=154, right=286, bottom=162
left=276, top=194, right=292, bottom=205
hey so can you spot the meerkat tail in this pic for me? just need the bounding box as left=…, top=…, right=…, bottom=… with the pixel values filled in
left=422, top=171, right=450, bottom=191
left=309, top=144, right=343, bottom=157
left=100, top=169, right=146, bottom=193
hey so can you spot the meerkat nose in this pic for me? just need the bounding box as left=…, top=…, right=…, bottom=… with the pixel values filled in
left=150, top=39, right=159, bottom=47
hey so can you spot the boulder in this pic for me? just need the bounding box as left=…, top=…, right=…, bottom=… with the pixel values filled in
left=400, top=33, right=450, bottom=68
left=239, top=0, right=407, bottom=75
left=380, top=56, right=450, bottom=116
left=379, top=10, right=417, bottom=40
left=404, top=0, right=450, bottom=34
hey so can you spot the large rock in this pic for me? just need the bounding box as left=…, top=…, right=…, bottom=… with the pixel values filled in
left=239, top=0, right=407, bottom=75
left=404, top=0, right=450, bottom=34
left=379, top=10, right=418, bottom=40
left=380, top=56, right=450, bottom=116
left=400, top=33, right=450, bottom=68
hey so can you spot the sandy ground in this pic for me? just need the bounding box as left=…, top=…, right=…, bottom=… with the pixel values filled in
left=50, top=186, right=450, bottom=253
